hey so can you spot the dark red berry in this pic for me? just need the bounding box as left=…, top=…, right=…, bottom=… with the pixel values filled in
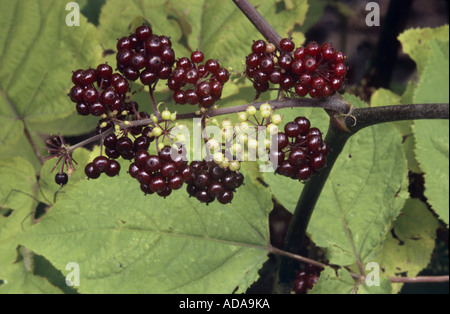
left=85, top=162, right=101, bottom=179
left=191, top=50, right=204, bottom=63
left=105, top=160, right=121, bottom=177
left=55, top=172, right=68, bottom=186
left=280, top=38, right=295, bottom=52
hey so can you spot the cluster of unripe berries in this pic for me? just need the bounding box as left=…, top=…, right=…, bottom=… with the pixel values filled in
left=245, top=38, right=347, bottom=98
left=293, top=264, right=322, bottom=294
left=169, top=51, right=230, bottom=108
left=271, top=116, right=329, bottom=181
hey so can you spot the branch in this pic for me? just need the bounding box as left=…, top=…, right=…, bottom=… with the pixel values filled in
left=390, top=276, right=449, bottom=283
left=348, top=103, right=449, bottom=133
left=63, top=97, right=448, bottom=159
left=232, top=0, right=282, bottom=48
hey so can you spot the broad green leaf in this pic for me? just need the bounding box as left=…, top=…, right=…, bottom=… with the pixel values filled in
left=413, top=40, right=449, bottom=104
left=309, top=95, right=409, bottom=266
left=0, top=247, right=63, bottom=294
left=370, top=88, right=422, bottom=173
left=398, top=25, right=449, bottom=75
left=412, top=39, right=449, bottom=225
left=0, top=0, right=103, bottom=171
left=0, top=0, right=102, bottom=122
left=308, top=267, right=392, bottom=294
left=19, top=160, right=272, bottom=293
left=0, top=157, right=37, bottom=214
left=374, top=198, right=439, bottom=293
left=309, top=267, right=355, bottom=294
left=414, top=119, right=449, bottom=225
left=0, top=132, right=44, bottom=172
left=0, top=157, right=59, bottom=293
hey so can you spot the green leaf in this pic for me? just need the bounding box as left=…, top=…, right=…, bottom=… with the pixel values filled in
left=374, top=198, right=439, bottom=293
left=413, top=120, right=449, bottom=225
left=398, top=25, right=449, bottom=75
left=0, top=157, right=62, bottom=293
left=370, top=88, right=422, bottom=173
left=19, top=160, right=272, bottom=293
left=0, top=247, right=63, bottom=294
left=0, top=157, right=37, bottom=214
left=309, top=123, right=408, bottom=266
left=411, top=39, right=449, bottom=225
left=413, top=40, right=449, bottom=104
left=0, top=0, right=103, bottom=174
left=308, top=267, right=392, bottom=294
left=0, top=0, right=102, bottom=122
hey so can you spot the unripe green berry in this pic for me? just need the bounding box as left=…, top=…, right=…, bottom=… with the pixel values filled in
left=267, top=123, right=279, bottom=135
left=271, top=114, right=283, bottom=125
left=228, top=160, right=240, bottom=172
left=161, top=109, right=171, bottom=121
left=206, top=139, right=220, bottom=151
left=220, top=157, right=229, bottom=169
left=260, top=103, right=272, bottom=112
left=237, top=112, right=248, bottom=122
left=221, top=118, right=233, bottom=129
left=248, top=138, right=258, bottom=150
left=260, top=109, right=271, bottom=118
left=152, top=127, right=163, bottom=137
left=246, top=105, right=257, bottom=116
left=213, top=152, right=225, bottom=164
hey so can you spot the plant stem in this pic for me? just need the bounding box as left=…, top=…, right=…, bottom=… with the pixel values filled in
left=232, top=0, right=282, bottom=48
left=348, top=103, right=449, bottom=133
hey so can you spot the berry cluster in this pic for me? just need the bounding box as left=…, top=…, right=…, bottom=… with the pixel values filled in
left=293, top=264, right=322, bottom=294
left=116, top=24, right=176, bottom=84
left=271, top=116, right=329, bottom=181
left=84, top=156, right=121, bottom=179
left=129, top=145, right=192, bottom=198
left=186, top=160, right=244, bottom=204
left=169, top=51, right=230, bottom=108
left=245, top=38, right=346, bottom=99
left=69, top=64, right=129, bottom=116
